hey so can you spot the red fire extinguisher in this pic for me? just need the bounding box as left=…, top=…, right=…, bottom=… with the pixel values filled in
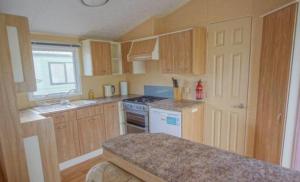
left=196, top=80, right=204, bottom=100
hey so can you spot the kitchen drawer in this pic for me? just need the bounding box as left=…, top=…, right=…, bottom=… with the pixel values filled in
left=76, top=107, right=96, bottom=119
left=95, top=105, right=104, bottom=116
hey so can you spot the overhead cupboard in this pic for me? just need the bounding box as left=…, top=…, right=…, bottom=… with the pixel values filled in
left=82, top=39, right=122, bottom=76
left=2, top=13, right=36, bottom=93
left=160, top=28, right=206, bottom=75
left=82, top=27, right=207, bottom=75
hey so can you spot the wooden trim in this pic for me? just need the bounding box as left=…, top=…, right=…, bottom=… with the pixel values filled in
left=255, top=4, right=297, bottom=164
left=260, top=1, right=299, bottom=17
left=103, top=150, right=165, bottom=182
left=22, top=118, right=61, bottom=182
left=0, top=14, right=29, bottom=182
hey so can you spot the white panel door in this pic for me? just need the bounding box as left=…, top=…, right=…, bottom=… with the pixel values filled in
left=205, top=17, right=251, bottom=155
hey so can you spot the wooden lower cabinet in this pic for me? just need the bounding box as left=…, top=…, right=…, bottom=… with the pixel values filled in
left=77, top=115, right=106, bottom=154
left=182, top=105, right=204, bottom=143
left=51, top=111, right=80, bottom=162
left=103, top=102, right=120, bottom=140
left=49, top=103, right=120, bottom=162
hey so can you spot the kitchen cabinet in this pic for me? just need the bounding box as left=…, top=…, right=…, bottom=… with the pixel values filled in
left=182, top=104, right=204, bottom=143
left=2, top=13, right=36, bottom=92
left=104, top=102, right=120, bottom=140
left=77, top=115, right=106, bottom=154
left=159, top=28, right=206, bottom=75
left=47, top=103, right=121, bottom=163
left=77, top=105, right=106, bottom=154
left=50, top=111, right=80, bottom=162
left=111, top=42, right=122, bottom=75
left=82, top=40, right=112, bottom=76
left=159, top=34, right=174, bottom=73
left=121, top=42, right=132, bottom=73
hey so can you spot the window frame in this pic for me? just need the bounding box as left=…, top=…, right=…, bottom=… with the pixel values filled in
left=29, top=44, right=82, bottom=101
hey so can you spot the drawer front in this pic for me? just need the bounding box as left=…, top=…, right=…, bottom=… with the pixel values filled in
left=95, top=105, right=104, bottom=115
left=76, top=107, right=96, bottom=119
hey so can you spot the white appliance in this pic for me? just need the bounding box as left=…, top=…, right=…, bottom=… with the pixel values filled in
left=104, top=84, right=115, bottom=97
left=120, top=81, right=128, bottom=96
left=149, top=108, right=182, bottom=137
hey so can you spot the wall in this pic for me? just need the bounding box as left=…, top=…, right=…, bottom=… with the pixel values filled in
left=17, top=33, right=126, bottom=109
left=120, top=0, right=295, bottom=156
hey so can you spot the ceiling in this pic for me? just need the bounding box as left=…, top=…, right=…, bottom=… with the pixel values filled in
left=0, top=0, right=190, bottom=40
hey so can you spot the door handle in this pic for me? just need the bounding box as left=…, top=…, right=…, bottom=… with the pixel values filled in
left=233, top=103, right=246, bottom=109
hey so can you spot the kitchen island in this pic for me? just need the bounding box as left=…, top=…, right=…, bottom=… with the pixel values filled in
left=103, top=133, right=300, bottom=182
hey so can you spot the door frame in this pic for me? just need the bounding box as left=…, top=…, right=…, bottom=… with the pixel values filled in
left=282, top=2, right=300, bottom=168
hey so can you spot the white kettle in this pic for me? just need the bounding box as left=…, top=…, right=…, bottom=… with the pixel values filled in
left=104, top=85, right=115, bottom=97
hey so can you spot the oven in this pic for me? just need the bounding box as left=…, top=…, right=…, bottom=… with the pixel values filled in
left=123, top=103, right=149, bottom=134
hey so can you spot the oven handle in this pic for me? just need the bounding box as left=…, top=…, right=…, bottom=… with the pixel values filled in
left=124, top=109, right=148, bottom=115
left=126, top=123, right=146, bottom=130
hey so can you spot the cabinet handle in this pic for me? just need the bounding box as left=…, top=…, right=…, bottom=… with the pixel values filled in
left=56, top=125, right=67, bottom=129
left=277, top=113, right=282, bottom=123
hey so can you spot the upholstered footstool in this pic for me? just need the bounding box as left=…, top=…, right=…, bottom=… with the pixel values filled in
left=86, top=161, right=142, bottom=182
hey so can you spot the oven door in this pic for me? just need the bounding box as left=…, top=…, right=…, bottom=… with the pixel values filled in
left=126, top=123, right=145, bottom=134
left=124, top=110, right=148, bottom=133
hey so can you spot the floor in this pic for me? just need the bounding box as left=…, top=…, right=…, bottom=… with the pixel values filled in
left=61, top=157, right=104, bottom=182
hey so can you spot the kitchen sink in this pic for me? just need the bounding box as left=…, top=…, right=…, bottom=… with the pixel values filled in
left=33, top=100, right=97, bottom=113
left=69, top=100, right=97, bottom=107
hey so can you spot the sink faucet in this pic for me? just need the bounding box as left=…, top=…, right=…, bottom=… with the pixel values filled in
left=60, top=89, right=76, bottom=105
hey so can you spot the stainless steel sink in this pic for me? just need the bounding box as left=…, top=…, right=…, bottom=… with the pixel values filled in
left=69, top=100, right=97, bottom=107
left=33, top=100, right=97, bottom=113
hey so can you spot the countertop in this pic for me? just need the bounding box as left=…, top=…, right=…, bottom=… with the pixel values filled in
left=19, top=109, right=47, bottom=124
left=103, top=133, right=300, bottom=182
left=148, top=99, right=204, bottom=111
left=24, top=95, right=140, bottom=115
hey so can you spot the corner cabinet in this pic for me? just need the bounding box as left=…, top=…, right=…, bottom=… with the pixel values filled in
left=159, top=28, right=206, bottom=75
left=2, top=13, right=36, bottom=92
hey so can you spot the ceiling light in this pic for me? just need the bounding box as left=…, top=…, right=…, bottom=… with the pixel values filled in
left=82, top=0, right=109, bottom=7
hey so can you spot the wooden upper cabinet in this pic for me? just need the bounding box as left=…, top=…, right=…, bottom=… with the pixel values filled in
left=128, top=38, right=158, bottom=62
left=104, top=102, right=120, bottom=140
left=121, top=42, right=132, bottom=73
left=82, top=40, right=112, bottom=76
left=173, top=30, right=193, bottom=74
left=159, top=34, right=174, bottom=73
left=2, top=13, right=36, bottom=92
left=159, top=28, right=206, bottom=75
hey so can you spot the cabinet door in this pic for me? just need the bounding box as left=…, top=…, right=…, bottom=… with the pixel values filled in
left=91, top=41, right=112, bottom=75
left=173, top=30, right=193, bottom=74
left=4, top=14, right=36, bottom=92
left=121, top=42, right=132, bottom=73
left=159, top=34, right=174, bottom=73
left=77, top=115, right=106, bottom=154
left=182, top=105, right=204, bottom=143
left=52, top=111, right=80, bottom=162
left=104, top=103, right=120, bottom=140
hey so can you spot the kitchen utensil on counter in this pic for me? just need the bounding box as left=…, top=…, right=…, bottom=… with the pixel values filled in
left=104, top=84, right=115, bottom=97
left=120, top=81, right=128, bottom=96
left=172, top=78, right=182, bottom=100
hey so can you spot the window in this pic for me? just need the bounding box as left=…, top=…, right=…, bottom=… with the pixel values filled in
left=30, top=43, right=81, bottom=100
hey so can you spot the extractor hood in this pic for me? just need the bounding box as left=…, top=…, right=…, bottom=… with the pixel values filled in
left=128, top=38, right=159, bottom=62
